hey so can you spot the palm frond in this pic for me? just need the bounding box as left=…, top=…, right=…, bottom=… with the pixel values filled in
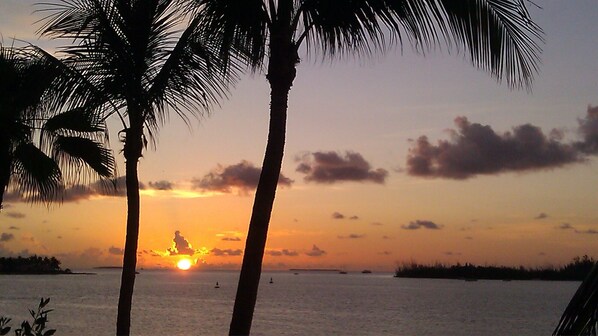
left=194, top=0, right=270, bottom=71
left=52, top=136, right=115, bottom=183
left=554, top=263, right=598, bottom=336
left=12, top=143, right=63, bottom=204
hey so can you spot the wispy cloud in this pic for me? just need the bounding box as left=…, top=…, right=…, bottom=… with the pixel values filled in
left=4, top=212, right=25, bottom=219
left=305, top=244, right=326, bottom=257
left=296, top=151, right=388, bottom=184
left=108, top=246, right=124, bottom=255
left=332, top=212, right=345, bottom=219
left=221, top=237, right=241, bottom=242
left=338, top=234, right=366, bottom=239
left=0, top=233, right=15, bottom=242
left=210, top=248, right=243, bottom=256
left=535, top=213, right=549, bottom=220
left=266, top=249, right=299, bottom=257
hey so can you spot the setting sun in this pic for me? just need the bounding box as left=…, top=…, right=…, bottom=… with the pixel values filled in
left=176, top=259, right=192, bottom=271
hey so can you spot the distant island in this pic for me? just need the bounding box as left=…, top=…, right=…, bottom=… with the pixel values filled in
left=394, top=255, right=595, bottom=281
left=0, top=255, right=72, bottom=275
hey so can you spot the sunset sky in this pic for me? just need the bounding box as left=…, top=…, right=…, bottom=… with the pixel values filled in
left=1, top=1, right=597, bottom=271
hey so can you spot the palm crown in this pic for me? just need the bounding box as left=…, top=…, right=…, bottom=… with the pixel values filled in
left=0, top=44, right=114, bottom=207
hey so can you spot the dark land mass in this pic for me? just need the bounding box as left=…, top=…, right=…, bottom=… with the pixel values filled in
left=0, top=255, right=92, bottom=275
left=395, top=255, right=595, bottom=281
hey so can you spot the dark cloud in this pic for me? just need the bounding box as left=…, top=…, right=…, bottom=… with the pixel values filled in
left=575, top=229, right=598, bottom=235
left=338, top=234, right=365, bottom=239
left=402, top=220, right=443, bottom=230
left=222, top=237, right=241, bottom=242
left=266, top=249, right=299, bottom=257
left=0, top=233, right=14, bottom=242
left=211, top=248, right=243, bottom=256
left=559, top=223, right=574, bottom=230
left=332, top=212, right=345, bottom=219
left=4, top=212, right=25, bottom=219
left=444, top=251, right=462, bottom=256
left=407, top=117, right=583, bottom=179
left=382, top=235, right=391, bottom=239
left=305, top=245, right=326, bottom=257
left=349, top=216, right=359, bottom=220
left=168, top=231, right=195, bottom=256
left=535, top=213, right=548, bottom=220
left=108, top=246, right=124, bottom=255
left=465, top=236, right=473, bottom=240
left=296, top=151, right=388, bottom=184
left=193, top=160, right=293, bottom=194
left=8, top=226, right=19, bottom=230
left=575, top=105, right=598, bottom=154
left=378, top=251, right=392, bottom=255
left=3, top=177, right=144, bottom=203
left=148, top=180, right=173, bottom=190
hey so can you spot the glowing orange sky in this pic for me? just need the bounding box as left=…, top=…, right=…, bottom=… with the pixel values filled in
left=1, top=2, right=598, bottom=271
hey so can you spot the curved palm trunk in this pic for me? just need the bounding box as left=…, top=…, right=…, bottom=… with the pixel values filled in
left=0, top=152, right=10, bottom=210
left=116, top=123, right=144, bottom=336
left=229, top=21, right=297, bottom=334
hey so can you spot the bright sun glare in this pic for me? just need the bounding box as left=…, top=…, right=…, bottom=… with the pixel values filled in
left=176, top=258, right=192, bottom=271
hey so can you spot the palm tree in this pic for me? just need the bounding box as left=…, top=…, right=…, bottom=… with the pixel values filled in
left=37, top=1, right=236, bottom=334
left=0, top=43, right=114, bottom=209
left=554, top=262, right=598, bottom=335
left=193, top=0, right=544, bottom=334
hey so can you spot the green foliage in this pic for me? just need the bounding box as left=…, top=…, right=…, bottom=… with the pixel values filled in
left=0, top=298, right=56, bottom=336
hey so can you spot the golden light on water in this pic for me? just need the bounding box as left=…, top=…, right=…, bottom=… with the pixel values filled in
left=176, top=258, right=192, bottom=270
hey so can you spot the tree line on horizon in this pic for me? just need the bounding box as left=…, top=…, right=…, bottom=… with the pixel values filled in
left=2, top=0, right=570, bottom=335
left=0, top=255, right=68, bottom=275
left=395, top=255, right=597, bottom=281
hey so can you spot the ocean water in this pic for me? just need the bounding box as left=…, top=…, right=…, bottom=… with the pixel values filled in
left=0, top=270, right=578, bottom=335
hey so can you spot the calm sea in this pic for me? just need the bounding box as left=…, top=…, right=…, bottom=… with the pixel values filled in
left=0, top=270, right=578, bottom=335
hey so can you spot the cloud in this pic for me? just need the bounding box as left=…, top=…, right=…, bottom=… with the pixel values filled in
left=535, top=213, right=548, bottom=220
left=296, top=151, right=388, bottom=184
left=558, top=223, right=575, bottom=230
left=210, top=248, right=243, bottom=256
left=0, top=233, right=14, bottom=242
left=407, top=117, right=583, bottom=179
left=193, top=160, right=293, bottom=194
left=382, top=235, right=391, bottom=239
left=4, top=212, right=25, bottom=219
left=266, top=249, right=299, bottom=257
left=338, top=234, right=366, bottom=239
left=167, top=231, right=196, bottom=256
left=222, top=237, right=241, bottom=242
left=8, top=226, right=19, bottom=230
left=378, top=251, right=392, bottom=255
left=108, top=246, right=124, bottom=255
left=332, top=212, right=345, bottom=219
left=371, top=222, right=383, bottom=226
left=349, top=216, right=359, bottom=220
left=402, top=220, right=443, bottom=230
left=305, top=245, right=326, bottom=257
left=148, top=180, right=173, bottom=190
left=575, top=105, right=598, bottom=154
left=575, top=229, right=598, bottom=235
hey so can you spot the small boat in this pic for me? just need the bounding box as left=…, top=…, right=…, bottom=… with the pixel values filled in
left=339, top=271, right=347, bottom=274
left=269, top=277, right=273, bottom=284
left=215, top=282, right=220, bottom=288
left=361, top=270, right=372, bottom=274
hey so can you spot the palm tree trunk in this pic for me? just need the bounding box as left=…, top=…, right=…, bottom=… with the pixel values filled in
left=229, top=24, right=297, bottom=332
left=116, top=123, right=143, bottom=336
left=0, top=141, right=11, bottom=210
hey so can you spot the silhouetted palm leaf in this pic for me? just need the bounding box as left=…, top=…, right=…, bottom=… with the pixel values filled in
left=554, top=263, right=598, bottom=336
left=11, top=143, right=62, bottom=204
